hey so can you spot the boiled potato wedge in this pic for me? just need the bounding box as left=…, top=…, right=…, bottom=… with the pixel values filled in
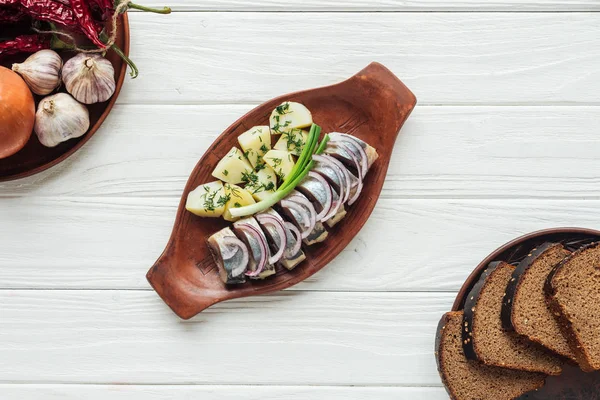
left=245, top=164, right=278, bottom=201
left=186, top=180, right=228, bottom=218
left=237, top=126, right=272, bottom=168
left=223, top=184, right=256, bottom=222
left=269, top=102, right=312, bottom=134
left=263, top=149, right=295, bottom=181
left=212, top=147, right=253, bottom=184
left=273, top=128, right=308, bottom=156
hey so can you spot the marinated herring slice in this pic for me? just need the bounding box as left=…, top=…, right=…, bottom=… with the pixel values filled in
left=328, top=132, right=378, bottom=169
left=279, top=190, right=328, bottom=245
left=207, top=227, right=249, bottom=284
left=233, top=217, right=276, bottom=279
left=296, top=171, right=334, bottom=221
left=257, top=208, right=305, bottom=270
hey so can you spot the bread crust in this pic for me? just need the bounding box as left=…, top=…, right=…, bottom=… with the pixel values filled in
left=501, top=242, right=559, bottom=331
left=462, top=261, right=502, bottom=361
left=545, top=241, right=600, bottom=372
left=435, top=312, right=460, bottom=400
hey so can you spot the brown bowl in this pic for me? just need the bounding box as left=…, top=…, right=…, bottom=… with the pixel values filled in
left=453, top=227, right=600, bottom=399
left=147, top=62, right=417, bottom=319
left=0, top=14, right=130, bottom=182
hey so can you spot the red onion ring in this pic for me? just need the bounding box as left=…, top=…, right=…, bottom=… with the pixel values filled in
left=312, top=154, right=348, bottom=213
left=284, top=221, right=302, bottom=257
left=306, top=171, right=333, bottom=222
left=235, top=223, right=268, bottom=277
left=333, top=143, right=364, bottom=205
left=323, top=155, right=352, bottom=204
left=329, top=137, right=368, bottom=179
left=220, top=236, right=249, bottom=277
left=256, top=213, right=287, bottom=264
left=286, top=194, right=317, bottom=232
left=280, top=199, right=313, bottom=239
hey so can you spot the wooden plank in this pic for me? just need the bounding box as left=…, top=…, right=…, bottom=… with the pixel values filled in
left=0, top=290, right=452, bottom=385
left=2, top=196, right=600, bottom=290
left=115, top=12, right=600, bottom=105
left=2, top=105, right=600, bottom=199
left=139, top=0, right=600, bottom=11
left=0, top=385, right=449, bottom=399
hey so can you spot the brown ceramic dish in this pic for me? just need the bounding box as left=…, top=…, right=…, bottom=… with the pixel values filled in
left=0, top=14, right=130, bottom=182
left=453, top=228, right=600, bottom=399
left=147, top=62, right=417, bottom=319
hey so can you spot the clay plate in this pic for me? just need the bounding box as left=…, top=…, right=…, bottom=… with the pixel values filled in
left=147, top=62, right=417, bottom=319
left=0, top=14, right=130, bottom=182
left=453, top=227, right=600, bottom=399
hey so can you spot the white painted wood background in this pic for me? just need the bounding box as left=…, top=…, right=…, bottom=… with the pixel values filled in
left=1, top=2, right=599, bottom=399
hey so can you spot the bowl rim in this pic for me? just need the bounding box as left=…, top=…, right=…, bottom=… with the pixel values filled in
left=452, top=227, right=600, bottom=311
left=0, top=13, right=131, bottom=182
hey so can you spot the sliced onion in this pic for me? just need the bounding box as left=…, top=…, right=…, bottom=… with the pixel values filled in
left=220, top=236, right=249, bottom=277
left=281, top=199, right=313, bottom=239
left=284, top=222, right=302, bottom=257
left=312, top=154, right=345, bottom=206
left=256, top=213, right=287, bottom=264
left=334, top=143, right=364, bottom=205
left=235, top=223, right=268, bottom=277
left=347, top=175, right=363, bottom=205
left=323, top=155, right=352, bottom=204
left=329, top=138, right=368, bottom=179
left=286, top=194, right=317, bottom=232
left=305, top=171, right=333, bottom=222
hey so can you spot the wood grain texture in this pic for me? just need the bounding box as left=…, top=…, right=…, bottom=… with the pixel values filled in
left=0, top=290, right=453, bottom=385
left=2, top=105, right=600, bottom=199
left=0, top=385, right=449, bottom=399
left=113, top=13, right=600, bottom=105
left=139, top=0, right=600, bottom=11
left=3, top=197, right=600, bottom=291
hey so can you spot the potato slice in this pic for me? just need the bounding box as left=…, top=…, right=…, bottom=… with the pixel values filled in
left=185, top=180, right=228, bottom=218
left=223, top=184, right=256, bottom=222
left=273, top=128, right=308, bottom=156
left=245, top=164, right=278, bottom=201
left=237, top=126, right=272, bottom=168
left=269, top=101, right=312, bottom=134
left=212, top=147, right=253, bottom=184
left=263, top=149, right=295, bottom=181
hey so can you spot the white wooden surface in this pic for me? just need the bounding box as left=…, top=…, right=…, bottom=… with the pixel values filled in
left=1, top=2, right=599, bottom=399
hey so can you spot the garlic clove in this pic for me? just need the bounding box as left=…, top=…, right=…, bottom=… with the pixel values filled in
left=34, top=93, right=90, bottom=148
left=62, top=53, right=116, bottom=105
left=12, top=49, right=63, bottom=96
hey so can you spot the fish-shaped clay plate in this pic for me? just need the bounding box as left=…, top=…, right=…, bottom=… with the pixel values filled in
left=0, top=15, right=129, bottom=182
left=453, top=227, right=600, bottom=400
left=147, top=62, right=416, bottom=319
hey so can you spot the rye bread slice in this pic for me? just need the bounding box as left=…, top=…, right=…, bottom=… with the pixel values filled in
left=501, top=243, right=575, bottom=361
left=463, top=261, right=563, bottom=375
left=436, top=311, right=546, bottom=400
left=546, top=241, right=600, bottom=372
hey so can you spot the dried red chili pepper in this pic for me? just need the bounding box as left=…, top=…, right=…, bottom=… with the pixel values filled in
left=88, top=0, right=113, bottom=20
left=69, top=0, right=106, bottom=49
left=0, top=0, right=79, bottom=27
left=0, top=7, right=25, bottom=22
left=0, top=34, right=50, bottom=57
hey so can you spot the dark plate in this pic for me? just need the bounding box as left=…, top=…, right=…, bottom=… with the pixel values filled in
left=147, top=62, right=417, bottom=319
left=0, top=14, right=130, bottom=182
left=453, top=227, right=600, bottom=399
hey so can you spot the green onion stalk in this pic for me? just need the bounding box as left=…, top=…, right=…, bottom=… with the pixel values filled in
left=229, top=124, right=330, bottom=219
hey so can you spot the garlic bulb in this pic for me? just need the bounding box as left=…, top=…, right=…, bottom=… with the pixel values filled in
left=62, top=53, right=116, bottom=105
left=34, top=93, right=90, bottom=148
left=12, top=50, right=63, bottom=95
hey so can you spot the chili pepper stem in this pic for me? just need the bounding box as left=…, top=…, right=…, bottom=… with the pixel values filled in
left=127, top=2, right=172, bottom=14
left=111, top=43, right=139, bottom=78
